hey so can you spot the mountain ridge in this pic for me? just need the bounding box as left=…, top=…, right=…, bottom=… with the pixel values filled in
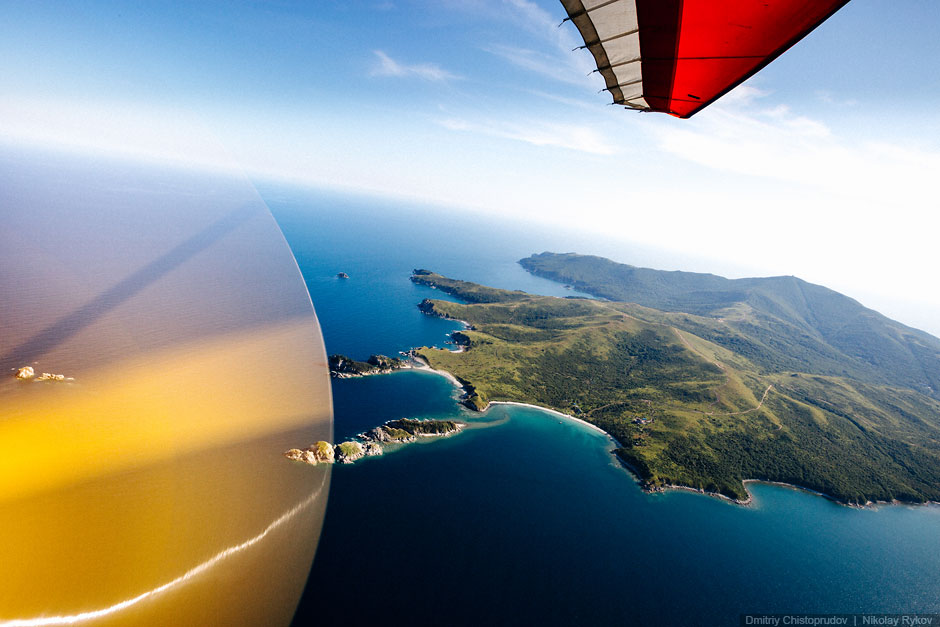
left=519, top=252, right=940, bottom=399
left=412, top=269, right=940, bottom=505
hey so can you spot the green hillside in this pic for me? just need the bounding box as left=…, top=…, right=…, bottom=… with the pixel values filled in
left=520, top=253, right=940, bottom=398
left=412, top=271, right=940, bottom=505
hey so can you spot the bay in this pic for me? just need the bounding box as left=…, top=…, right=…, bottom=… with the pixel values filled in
left=261, top=183, right=940, bottom=626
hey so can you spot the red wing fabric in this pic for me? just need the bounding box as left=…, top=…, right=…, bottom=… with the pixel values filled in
left=561, top=0, right=851, bottom=118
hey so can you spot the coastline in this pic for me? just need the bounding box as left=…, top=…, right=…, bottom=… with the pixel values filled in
left=738, top=479, right=937, bottom=509
left=330, top=361, right=415, bottom=379
left=404, top=361, right=795, bottom=507
left=408, top=355, right=465, bottom=389
left=490, top=397, right=937, bottom=508
left=410, top=359, right=619, bottom=444
left=486, top=401, right=621, bottom=445
left=356, top=359, right=940, bottom=510
left=651, top=479, right=940, bottom=510
left=659, top=482, right=752, bottom=506
left=484, top=400, right=755, bottom=507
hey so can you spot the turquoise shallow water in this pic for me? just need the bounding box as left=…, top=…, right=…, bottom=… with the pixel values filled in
left=261, top=183, right=940, bottom=626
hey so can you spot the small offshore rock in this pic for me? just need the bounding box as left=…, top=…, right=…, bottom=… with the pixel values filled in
left=36, top=372, right=66, bottom=381
left=286, top=441, right=335, bottom=465
left=308, top=441, right=335, bottom=464
left=362, top=441, right=383, bottom=456
left=284, top=448, right=310, bottom=463
left=15, top=366, right=34, bottom=380
left=284, top=447, right=323, bottom=465
left=335, top=441, right=365, bottom=464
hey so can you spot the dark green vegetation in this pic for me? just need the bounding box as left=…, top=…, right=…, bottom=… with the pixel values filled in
left=336, top=441, right=363, bottom=457
left=412, top=268, right=940, bottom=505
left=414, top=268, right=528, bottom=304
left=387, top=418, right=461, bottom=436
left=363, top=418, right=463, bottom=443
left=329, top=354, right=403, bottom=377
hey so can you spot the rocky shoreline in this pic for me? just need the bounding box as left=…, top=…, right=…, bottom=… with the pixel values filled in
left=328, top=353, right=409, bottom=378
left=416, top=299, right=476, bottom=332
left=285, top=418, right=464, bottom=466
left=13, top=366, right=71, bottom=382
left=328, top=348, right=929, bottom=509
left=409, top=348, right=905, bottom=509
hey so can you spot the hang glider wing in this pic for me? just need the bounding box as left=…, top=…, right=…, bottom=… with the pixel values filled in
left=561, top=0, right=851, bottom=118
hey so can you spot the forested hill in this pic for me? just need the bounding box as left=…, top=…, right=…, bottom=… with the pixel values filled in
left=412, top=271, right=940, bottom=504
left=520, top=253, right=940, bottom=399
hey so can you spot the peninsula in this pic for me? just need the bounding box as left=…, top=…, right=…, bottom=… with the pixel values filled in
left=411, top=265, right=940, bottom=506
left=329, top=354, right=407, bottom=378
left=285, top=418, right=464, bottom=466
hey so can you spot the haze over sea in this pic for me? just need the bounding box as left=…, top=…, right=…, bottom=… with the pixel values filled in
left=262, top=183, right=940, bottom=626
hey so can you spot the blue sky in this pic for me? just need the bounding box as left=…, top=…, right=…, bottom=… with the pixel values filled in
left=2, top=0, right=939, bottom=334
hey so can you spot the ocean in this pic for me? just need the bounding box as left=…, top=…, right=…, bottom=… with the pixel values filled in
left=263, top=183, right=940, bottom=626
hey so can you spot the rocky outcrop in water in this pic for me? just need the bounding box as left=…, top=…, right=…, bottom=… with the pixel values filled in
left=451, top=331, right=471, bottom=347
left=417, top=298, right=438, bottom=315
left=329, top=354, right=406, bottom=378
left=363, top=425, right=415, bottom=443
left=14, top=366, right=70, bottom=382
left=284, top=448, right=318, bottom=464
left=335, top=441, right=365, bottom=463
left=286, top=420, right=461, bottom=466
left=36, top=372, right=67, bottom=381
left=284, top=441, right=335, bottom=465
left=362, top=441, right=383, bottom=457
left=363, top=418, right=463, bottom=443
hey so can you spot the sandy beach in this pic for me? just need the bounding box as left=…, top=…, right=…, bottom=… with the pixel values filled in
left=409, top=357, right=621, bottom=445
left=396, top=359, right=939, bottom=509
left=408, top=355, right=464, bottom=388
left=486, top=401, right=620, bottom=445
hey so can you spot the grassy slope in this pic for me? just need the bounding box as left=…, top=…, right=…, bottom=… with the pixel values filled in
left=412, top=272, right=940, bottom=504
left=520, top=253, right=940, bottom=398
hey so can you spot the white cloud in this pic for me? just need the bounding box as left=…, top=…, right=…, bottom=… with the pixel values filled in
left=641, top=85, right=940, bottom=331
left=653, top=84, right=940, bottom=206
left=370, top=50, right=458, bottom=82
left=438, top=116, right=615, bottom=155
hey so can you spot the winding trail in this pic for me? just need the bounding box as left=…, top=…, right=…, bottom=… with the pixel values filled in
left=702, top=384, right=774, bottom=417
left=670, top=327, right=774, bottom=417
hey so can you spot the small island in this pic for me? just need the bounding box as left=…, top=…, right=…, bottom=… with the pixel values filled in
left=363, top=418, right=463, bottom=443
left=329, top=354, right=407, bottom=378
left=285, top=418, right=464, bottom=466
left=337, top=272, right=349, bottom=279
left=13, top=366, right=69, bottom=382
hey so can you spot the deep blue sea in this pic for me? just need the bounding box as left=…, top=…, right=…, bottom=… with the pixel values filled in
left=259, top=183, right=940, bottom=626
